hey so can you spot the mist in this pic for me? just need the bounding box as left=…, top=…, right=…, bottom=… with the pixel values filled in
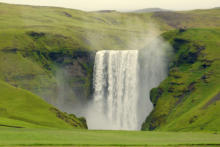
left=137, top=27, right=173, bottom=127
left=84, top=25, right=173, bottom=130
left=46, top=23, right=173, bottom=130
left=33, top=7, right=174, bottom=129
left=49, top=65, right=90, bottom=117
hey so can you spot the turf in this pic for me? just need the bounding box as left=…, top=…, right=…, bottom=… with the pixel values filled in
left=0, top=128, right=220, bottom=146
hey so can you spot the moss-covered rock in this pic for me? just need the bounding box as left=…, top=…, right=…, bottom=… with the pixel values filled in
left=50, top=108, right=87, bottom=129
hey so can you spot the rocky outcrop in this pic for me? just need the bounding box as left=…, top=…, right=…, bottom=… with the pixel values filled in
left=50, top=108, right=88, bottom=129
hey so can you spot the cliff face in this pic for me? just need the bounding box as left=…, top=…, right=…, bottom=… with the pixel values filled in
left=0, top=31, right=95, bottom=114
left=142, top=28, right=220, bottom=132
left=46, top=49, right=95, bottom=114
left=0, top=30, right=94, bottom=128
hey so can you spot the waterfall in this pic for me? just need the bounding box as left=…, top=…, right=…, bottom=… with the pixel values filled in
left=87, top=50, right=140, bottom=130
left=86, top=42, right=169, bottom=130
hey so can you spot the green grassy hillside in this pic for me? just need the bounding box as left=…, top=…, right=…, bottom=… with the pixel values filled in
left=0, top=80, right=87, bottom=129
left=0, top=2, right=219, bottom=110
left=142, top=28, right=220, bottom=132
left=0, top=2, right=220, bottom=131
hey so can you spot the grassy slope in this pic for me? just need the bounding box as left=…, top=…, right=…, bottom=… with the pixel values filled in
left=0, top=80, right=87, bottom=129
left=142, top=28, right=220, bottom=132
left=0, top=128, right=220, bottom=146
left=0, top=2, right=153, bottom=51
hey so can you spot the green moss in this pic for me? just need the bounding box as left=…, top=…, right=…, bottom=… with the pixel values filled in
left=50, top=108, right=87, bottom=129
left=150, top=88, right=163, bottom=106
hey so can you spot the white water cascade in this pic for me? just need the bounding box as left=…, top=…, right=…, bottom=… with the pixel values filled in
left=87, top=50, right=140, bottom=130
left=86, top=45, right=169, bottom=130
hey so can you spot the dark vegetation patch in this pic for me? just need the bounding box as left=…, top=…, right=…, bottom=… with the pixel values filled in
left=21, top=50, right=52, bottom=70
left=150, top=88, right=163, bottom=106
left=173, top=38, right=190, bottom=52
left=90, top=16, right=107, bottom=24
left=23, top=31, right=95, bottom=69
left=202, top=92, right=220, bottom=109
left=24, top=31, right=95, bottom=69
left=21, top=49, right=95, bottom=101
left=200, top=72, right=213, bottom=83
left=188, top=82, right=196, bottom=92
left=179, top=28, right=187, bottom=33
left=172, top=38, right=206, bottom=66
left=201, top=59, right=213, bottom=69
left=0, top=107, right=7, bottom=115
left=169, top=68, right=182, bottom=78
left=176, top=82, right=196, bottom=97
left=97, top=10, right=117, bottom=13
left=50, top=108, right=87, bottom=129
left=63, top=12, right=72, bottom=18
left=145, top=114, right=167, bottom=131
left=1, top=48, right=19, bottom=53
left=201, top=74, right=209, bottom=83
left=48, top=50, right=95, bottom=64
left=11, top=74, right=36, bottom=81
left=0, top=124, right=24, bottom=128
left=177, top=47, right=198, bottom=64
left=49, top=50, right=95, bottom=99
left=175, top=82, right=196, bottom=105
left=27, top=31, right=45, bottom=39
left=189, top=115, right=198, bottom=124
